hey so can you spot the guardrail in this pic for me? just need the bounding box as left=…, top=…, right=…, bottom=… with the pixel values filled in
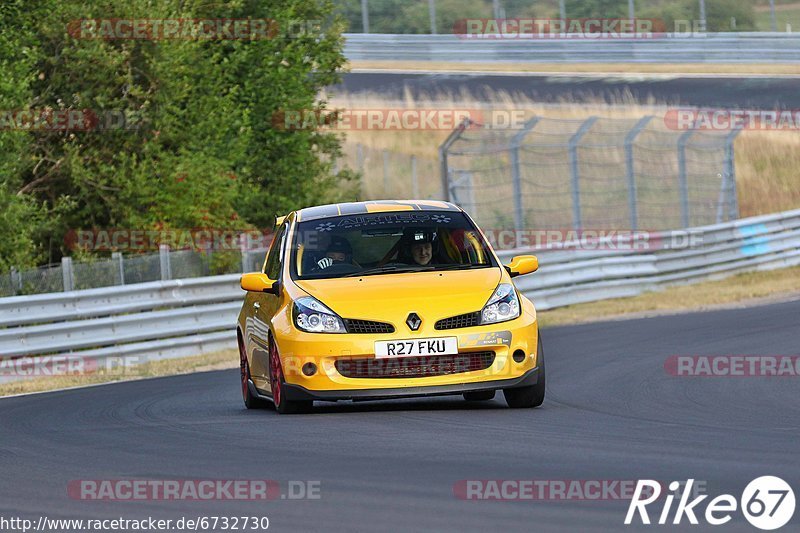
left=1, top=209, right=799, bottom=376
left=343, top=32, right=800, bottom=63
left=509, top=209, right=800, bottom=308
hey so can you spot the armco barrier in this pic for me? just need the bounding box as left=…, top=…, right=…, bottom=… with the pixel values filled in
left=0, top=209, right=798, bottom=373
left=343, top=33, right=800, bottom=63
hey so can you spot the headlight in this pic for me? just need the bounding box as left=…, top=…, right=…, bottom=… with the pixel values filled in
left=293, top=296, right=346, bottom=333
left=480, top=283, right=520, bottom=325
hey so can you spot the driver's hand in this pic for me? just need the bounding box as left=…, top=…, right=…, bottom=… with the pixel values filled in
left=317, top=257, right=334, bottom=269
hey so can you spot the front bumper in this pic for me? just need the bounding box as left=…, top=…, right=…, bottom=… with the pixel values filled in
left=280, top=366, right=540, bottom=402
left=260, top=310, right=539, bottom=397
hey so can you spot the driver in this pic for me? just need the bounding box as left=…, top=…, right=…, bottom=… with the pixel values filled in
left=399, top=229, right=437, bottom=266
left=316, top=236, right=353, bottom=270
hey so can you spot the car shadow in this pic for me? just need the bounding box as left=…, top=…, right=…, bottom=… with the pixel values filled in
left=252, top=395, right=512, bottom=415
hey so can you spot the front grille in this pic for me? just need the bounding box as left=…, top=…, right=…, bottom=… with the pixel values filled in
left=435, top=311, right=481, bottom=330
left=344, top=319, right=395, bottom=334
left=335, top=351, right=495, bottom=379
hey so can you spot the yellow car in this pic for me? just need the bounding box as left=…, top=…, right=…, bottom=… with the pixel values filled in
left=237, top=200, right=543, bottom=414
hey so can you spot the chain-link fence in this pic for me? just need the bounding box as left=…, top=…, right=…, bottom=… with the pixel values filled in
left=335, top=0, right=779, bottom=34
left=441, top=116, right=741, bottom=232
left=2, top=263, right=66, bottom=297
left=0, top=247, right=270, bottom=298
left=341, top=143, right=440, bottom=200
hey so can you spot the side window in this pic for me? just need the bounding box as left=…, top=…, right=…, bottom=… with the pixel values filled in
left=264, top=223, right=287, bottom=280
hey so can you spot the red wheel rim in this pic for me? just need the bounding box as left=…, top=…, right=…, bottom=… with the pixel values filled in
left=270, top=340, right=283, bottom=407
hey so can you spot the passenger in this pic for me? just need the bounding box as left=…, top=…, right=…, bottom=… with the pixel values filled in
left=316, top=236, right=353, bottom=270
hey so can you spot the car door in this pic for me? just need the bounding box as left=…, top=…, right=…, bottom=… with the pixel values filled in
left=249, top=220, right=288, bottom=387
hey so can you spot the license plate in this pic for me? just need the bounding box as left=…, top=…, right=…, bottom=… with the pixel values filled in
left=374, top=337, right=458, bottom=359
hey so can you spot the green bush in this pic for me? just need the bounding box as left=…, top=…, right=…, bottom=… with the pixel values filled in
left=0, top=0, right=352, bottom=269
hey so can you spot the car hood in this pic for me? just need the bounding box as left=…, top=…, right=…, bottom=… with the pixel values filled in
left=293, top=267, right=502, bottom=325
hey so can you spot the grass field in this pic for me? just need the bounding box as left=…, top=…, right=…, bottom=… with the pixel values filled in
left=755, top=2, right=800, bottom=31
left=0, top=350, right=237, bottom=397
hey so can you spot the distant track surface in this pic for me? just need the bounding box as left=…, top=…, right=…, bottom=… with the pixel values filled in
left=1, top=299, right=799, bottom=532
left=336, top=72, right=800, bottom=109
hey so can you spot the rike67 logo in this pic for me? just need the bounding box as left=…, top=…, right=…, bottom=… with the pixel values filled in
left=626, top=477, right=795, bottom=530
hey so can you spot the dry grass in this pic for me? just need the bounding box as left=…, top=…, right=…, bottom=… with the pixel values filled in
left=329, top=90, right=800, bottom=217
left=349, top=60, right=800, bottom=75
left=0, top=349, right=237, bottom=397
left=736, top=130, right=800, bottom=216
left=538, top=265, right=800, bottom=327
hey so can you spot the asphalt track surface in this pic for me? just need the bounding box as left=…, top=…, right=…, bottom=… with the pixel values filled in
left=1, top=298, right=799, bottom=532
left=337, top=72, right=800, bottom=109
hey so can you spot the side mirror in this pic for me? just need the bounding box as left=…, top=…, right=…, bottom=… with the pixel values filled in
left=240, top=272, right=278, bottom=294
left=504, top=255, right=538, bottom=278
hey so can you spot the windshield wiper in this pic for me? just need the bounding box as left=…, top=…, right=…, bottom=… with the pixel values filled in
left=343, top=265, right=435, bottom=277
left=431, top=264, right=489, bottom=271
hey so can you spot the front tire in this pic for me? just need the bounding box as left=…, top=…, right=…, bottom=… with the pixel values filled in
left=269, top=336, right=313, bottom=415
left=239, top=334, right=268, bottom=409
left=503, top=335, right=546, bottom=409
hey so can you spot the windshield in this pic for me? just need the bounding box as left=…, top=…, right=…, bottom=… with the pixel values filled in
left=291, top=211, right=496, bottom=280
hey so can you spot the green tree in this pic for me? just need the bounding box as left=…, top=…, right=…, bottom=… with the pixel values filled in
left=564, top=0, right=629, bottom=19
left=0, top=0, right=48, bottom=269
left=0, top=0, right=353, bottom=269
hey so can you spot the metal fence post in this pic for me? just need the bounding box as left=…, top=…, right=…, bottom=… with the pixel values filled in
left=356, top=143, right=366, bottom=199
left=411, top=155, right=419, bottom=198
left=510, top=117, right=541, bottom=232
left=113, top=252, right=125, bottom=285
left=10, top=267, right=21, bottom=295
left=361, top=0, right=369, bottom=33
left=624, top=116, right=653, bottom=231
left=439, top=118, right=472, bottom=202
left=438, top=146, right=449, bottom=201
left=159, top=244, right=172, bottom=280
left=356, top=143, right=365, bottom=172
left=568, top=117, right=598, bottom=230
left=61, top=257, right=74, bottom=292
left=464, top=172, right=475, bottom=214
left=720, top=127, right=742, bottom=222
left=699, top=0, right=707, bottom=32
left=677, top=130, right=695, bottom=228
left=239, top=233, right=249, bottom=273
left=382, top=149, right=390, bottom=196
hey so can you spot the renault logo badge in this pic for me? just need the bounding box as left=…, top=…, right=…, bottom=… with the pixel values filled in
left=406, top=313, right=422, bottom=331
